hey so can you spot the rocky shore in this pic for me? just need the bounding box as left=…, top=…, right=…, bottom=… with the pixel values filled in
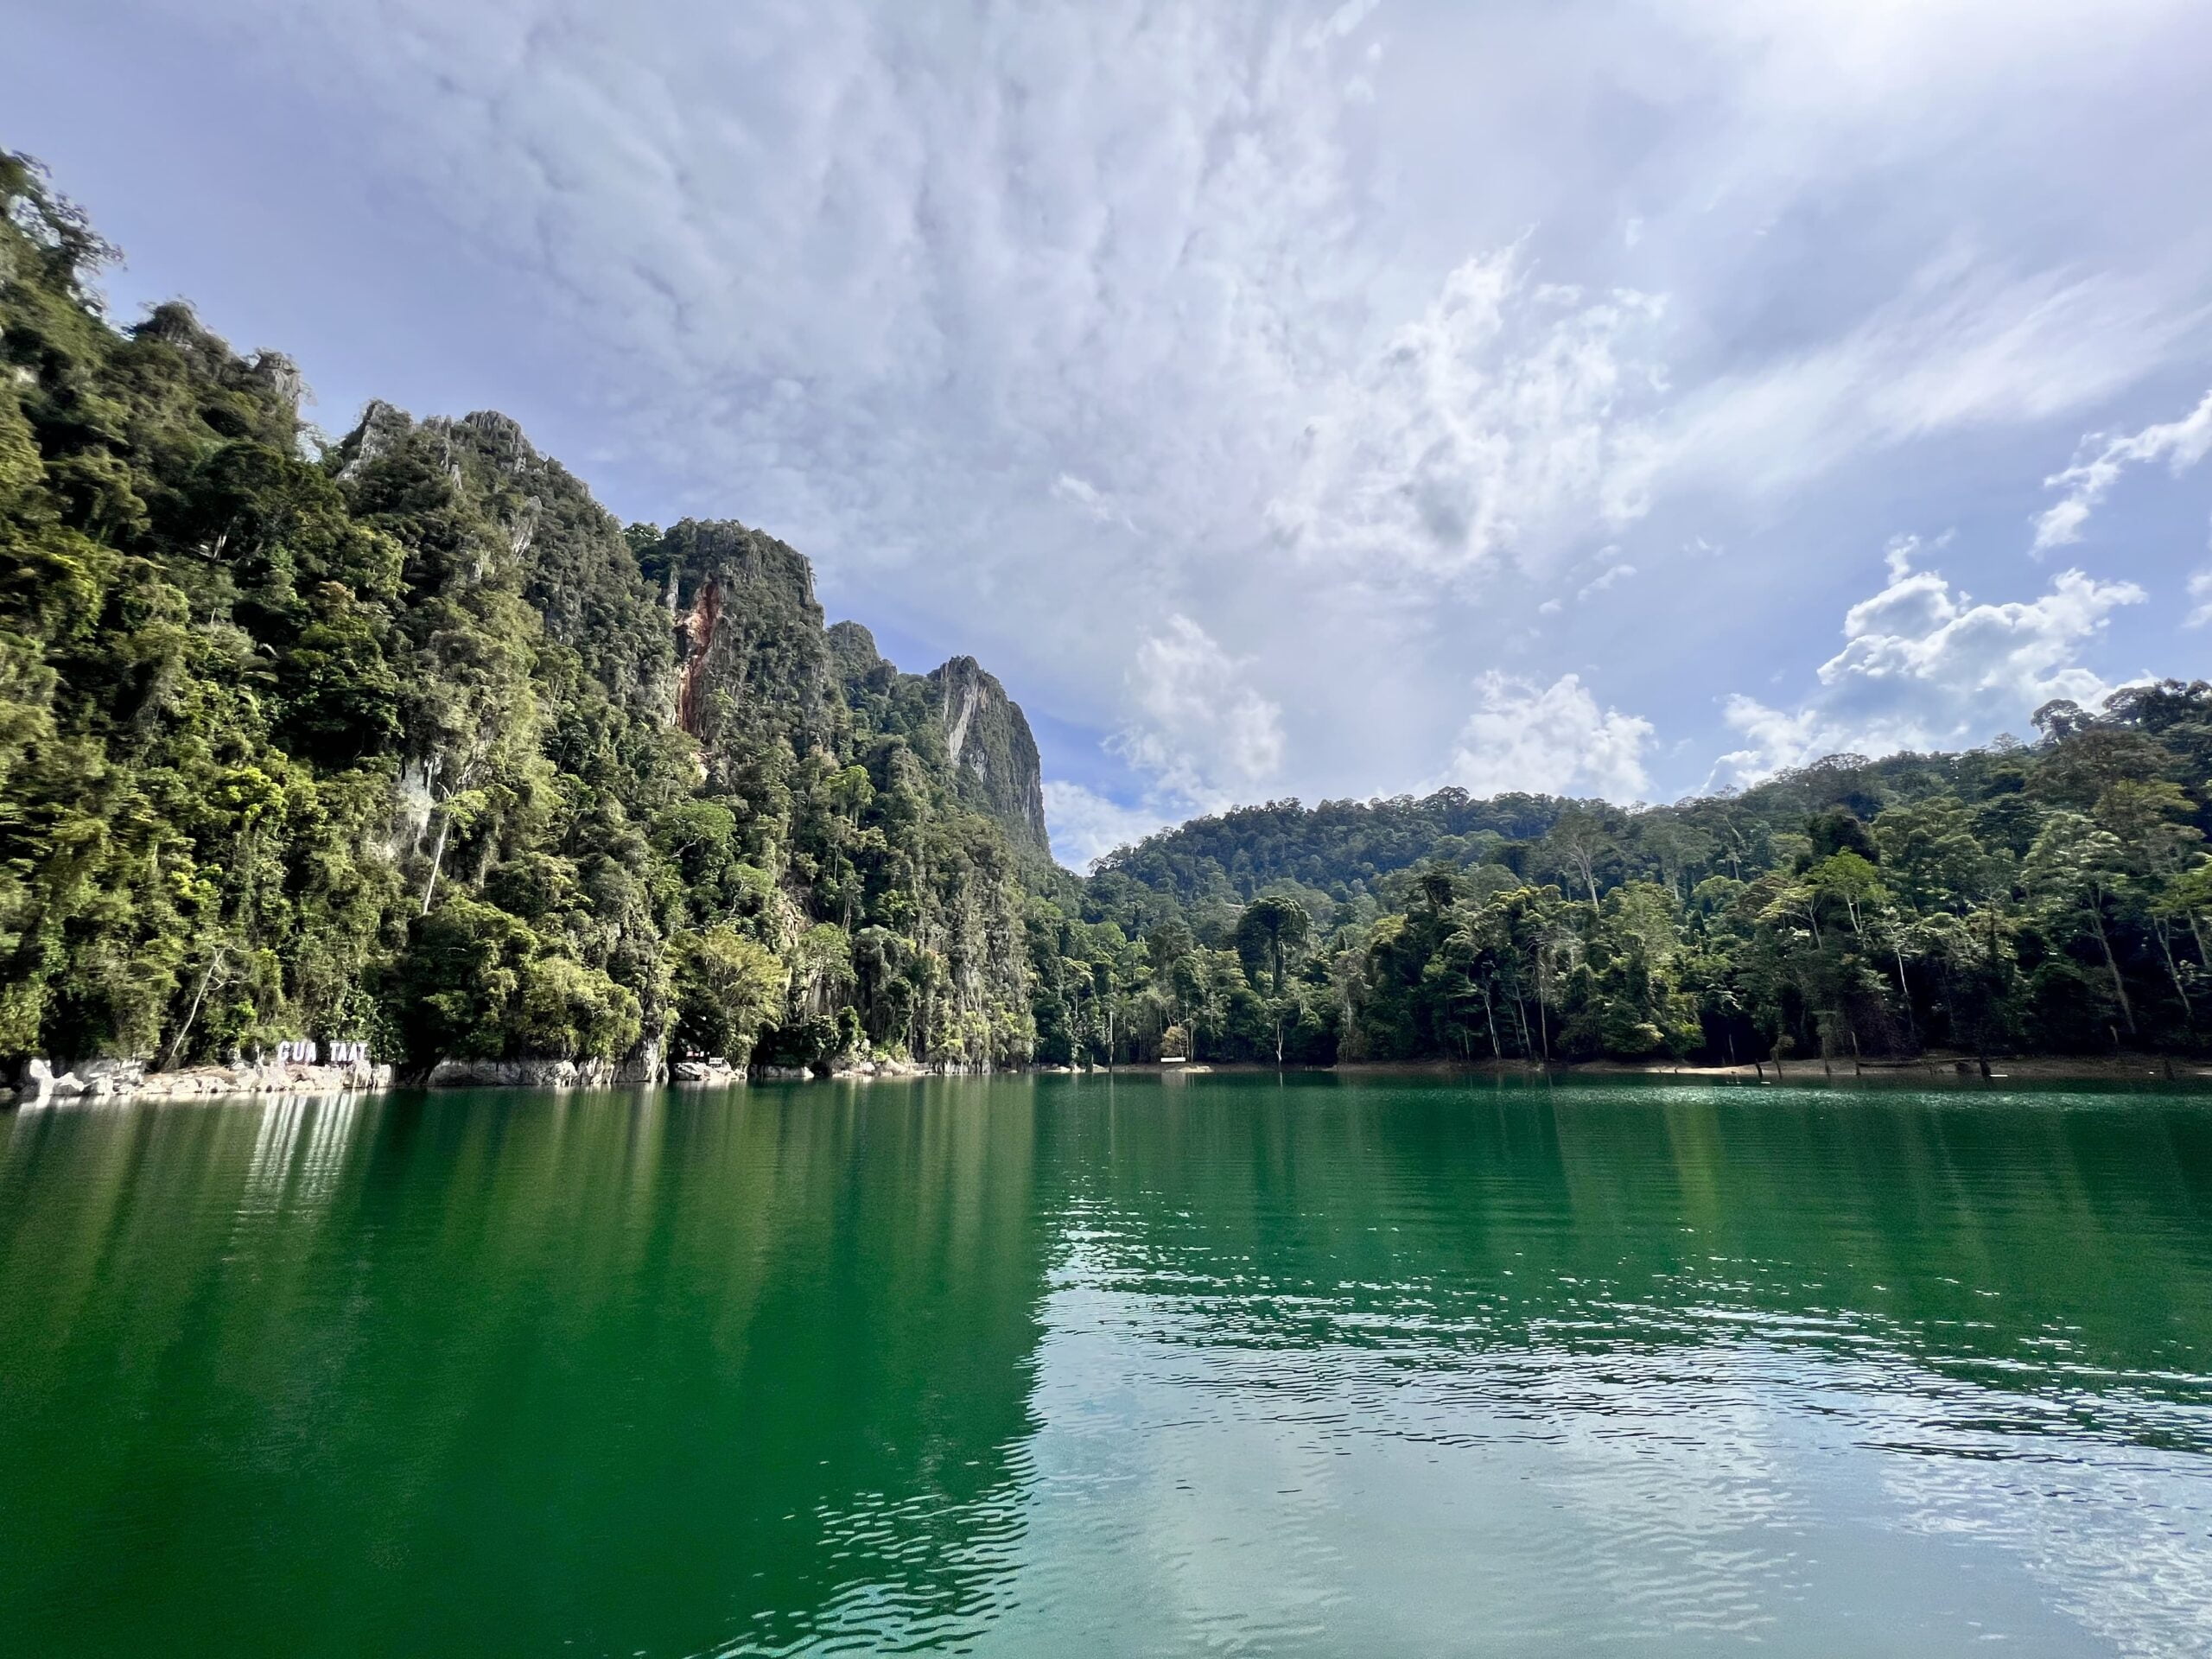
left=9, top=1056, right=396, bottom=1107
left=2, top=1051, right=1020, bottom=1106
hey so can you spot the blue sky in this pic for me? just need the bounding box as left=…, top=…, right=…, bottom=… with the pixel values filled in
left=14, top=0, right=2212, bottom=865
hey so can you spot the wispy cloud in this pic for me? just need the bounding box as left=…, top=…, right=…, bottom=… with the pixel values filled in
left=1575, top=559, right=1637, bottom=602
left=1109, top=614, right=1285, bottom=806
left=1263, top=248, right=1665, bottom=588
left=1051, top=473, right=1135, bottom=531
left=2034, top=388, right=2212, bottom=551
left=2186, top=566, right=2212, bottom=629
left=35, top=0, right=2211, bottom=838
left=1041, top=780, right=1177, bottom=869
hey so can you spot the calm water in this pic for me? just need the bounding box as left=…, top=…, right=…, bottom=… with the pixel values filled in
left=3, top=1075, right=2210, bottom=1657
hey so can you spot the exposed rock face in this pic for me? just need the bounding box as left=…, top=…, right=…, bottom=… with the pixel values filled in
left=335, top=398, right=415, bottom=480
left=927, top=656, right=1050, bottom=855
left=639, top=520, right=841, bottom=764
left=425, top=1058, right=620, bottom=1089
left=671, top=1057, right=741, bottom=1084
left=9, top=1056, right=395, bottom=1105
left=824, top=623, right=1052, bottom=857
left=615, top=1034, right=666, bottom=1085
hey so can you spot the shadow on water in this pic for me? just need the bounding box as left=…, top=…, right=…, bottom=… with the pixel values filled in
left=0, top=1084, right=1053, bottom=1658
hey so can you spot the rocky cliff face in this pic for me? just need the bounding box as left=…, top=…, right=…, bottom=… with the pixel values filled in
left=927, top=656, right=1051, bottom=857
left=827, top=624, right=1050, bottom=858
left=637, top=519, right=842, bottom=768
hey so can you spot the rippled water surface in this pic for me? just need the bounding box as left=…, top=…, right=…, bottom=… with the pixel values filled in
left=3, top=1074, right=2211, bottom=1656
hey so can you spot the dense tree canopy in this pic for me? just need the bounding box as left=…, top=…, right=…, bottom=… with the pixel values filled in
left=1033, top=705, right=2212, bottom=1067
left=0, top=154, right=1034, bottom=1078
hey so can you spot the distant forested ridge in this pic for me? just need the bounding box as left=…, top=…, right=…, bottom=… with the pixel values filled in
left=7, top=150, right=2212, bottom=1084
left=1047, top=702, right=2212, bottom=1066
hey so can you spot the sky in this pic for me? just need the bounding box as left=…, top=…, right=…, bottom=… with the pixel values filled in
left=12, top=0, right=2212, bottom=867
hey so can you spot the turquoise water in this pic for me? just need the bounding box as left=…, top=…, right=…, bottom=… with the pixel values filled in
left=2, top=1073, right=2209, bottom=1656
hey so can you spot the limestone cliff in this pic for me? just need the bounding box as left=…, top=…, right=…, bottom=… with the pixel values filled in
left=637, top=519, right=842, bottom=769
left=926, top=656, right=1051, bottom=857
left=828, top=623, right=1050, bottom=858
left=0, top=152, right=1057, bottom=1085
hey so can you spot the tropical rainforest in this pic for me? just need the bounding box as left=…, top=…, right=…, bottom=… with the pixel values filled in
left=7, top=150, right=2212, bottom=1082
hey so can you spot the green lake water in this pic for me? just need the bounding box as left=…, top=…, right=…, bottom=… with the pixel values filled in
left=3, top=1074, right=2209, bottom=1657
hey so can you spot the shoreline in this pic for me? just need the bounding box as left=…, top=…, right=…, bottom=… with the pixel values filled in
left=10, top=1051, right=2210, bottom=1109
left=1145, top=1053, right=2212, bottom=1084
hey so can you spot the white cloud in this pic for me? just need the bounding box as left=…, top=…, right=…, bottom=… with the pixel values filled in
left=1304, top=0, right=1381, bottom=49
left=1708, top=543, right=2145, bottom=786
left=1662, top=256, right=2198, bottom=501
left=1109, top=614, right=1286, bottom=805
left=1262, top=248, right=1666, bottom=588
left=1041, top=780, right=1177, bottom=870
left=1575, top=559, right=1637, bottom=601
left=2033, top=387, right=2212, bottom=551
left=1051, top=473, right=1135, bottom=531
left=1444, top=672, right=1654, bottom=800
left=58, top=0, right=2212, bottom=815
left=2186, top=567, right=2212, bottom=629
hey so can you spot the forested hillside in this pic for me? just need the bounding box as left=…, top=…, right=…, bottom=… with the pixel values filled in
left=1046, top=706, right=2212, bottom=1065
left=0, top=154, right=1046, bottom=1081
left=8, top=148, right=2212, bottom=1086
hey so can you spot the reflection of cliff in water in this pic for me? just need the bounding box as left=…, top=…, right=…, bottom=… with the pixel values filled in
left=0, top=1084, right=1052, bottom=1659
left=1033, top=1072, right=2212, bottom=1440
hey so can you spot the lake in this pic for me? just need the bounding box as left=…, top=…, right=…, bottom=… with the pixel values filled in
left=3, top=1073, right=2209, bottom=1656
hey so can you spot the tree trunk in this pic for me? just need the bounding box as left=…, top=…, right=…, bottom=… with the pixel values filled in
left=420, top=804, right=454, bottom=915
left=1892, top=943, right=1917, bottom=1043
left=2155, top=918, right=2193, bottom=1021
left=162, top=945, right=226, bottom=1070
left=2090, top=908, right=2136, bottom=1034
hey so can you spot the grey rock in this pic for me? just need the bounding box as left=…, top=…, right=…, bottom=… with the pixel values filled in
left=927, top=656, right=1050, bottom=855
left=616, top=1034, right=666, bottom=1085
left=425, top=1058, right=619, bottom=1089
left=672, top=1057, right=739, bottom=1085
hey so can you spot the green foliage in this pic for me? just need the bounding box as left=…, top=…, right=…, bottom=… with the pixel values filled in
left=1060, top=691, right=2212, bottom=1065
left=670, top=925, right=786, bottom=1064
left=0, top=154, right=1034, bottom=1077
